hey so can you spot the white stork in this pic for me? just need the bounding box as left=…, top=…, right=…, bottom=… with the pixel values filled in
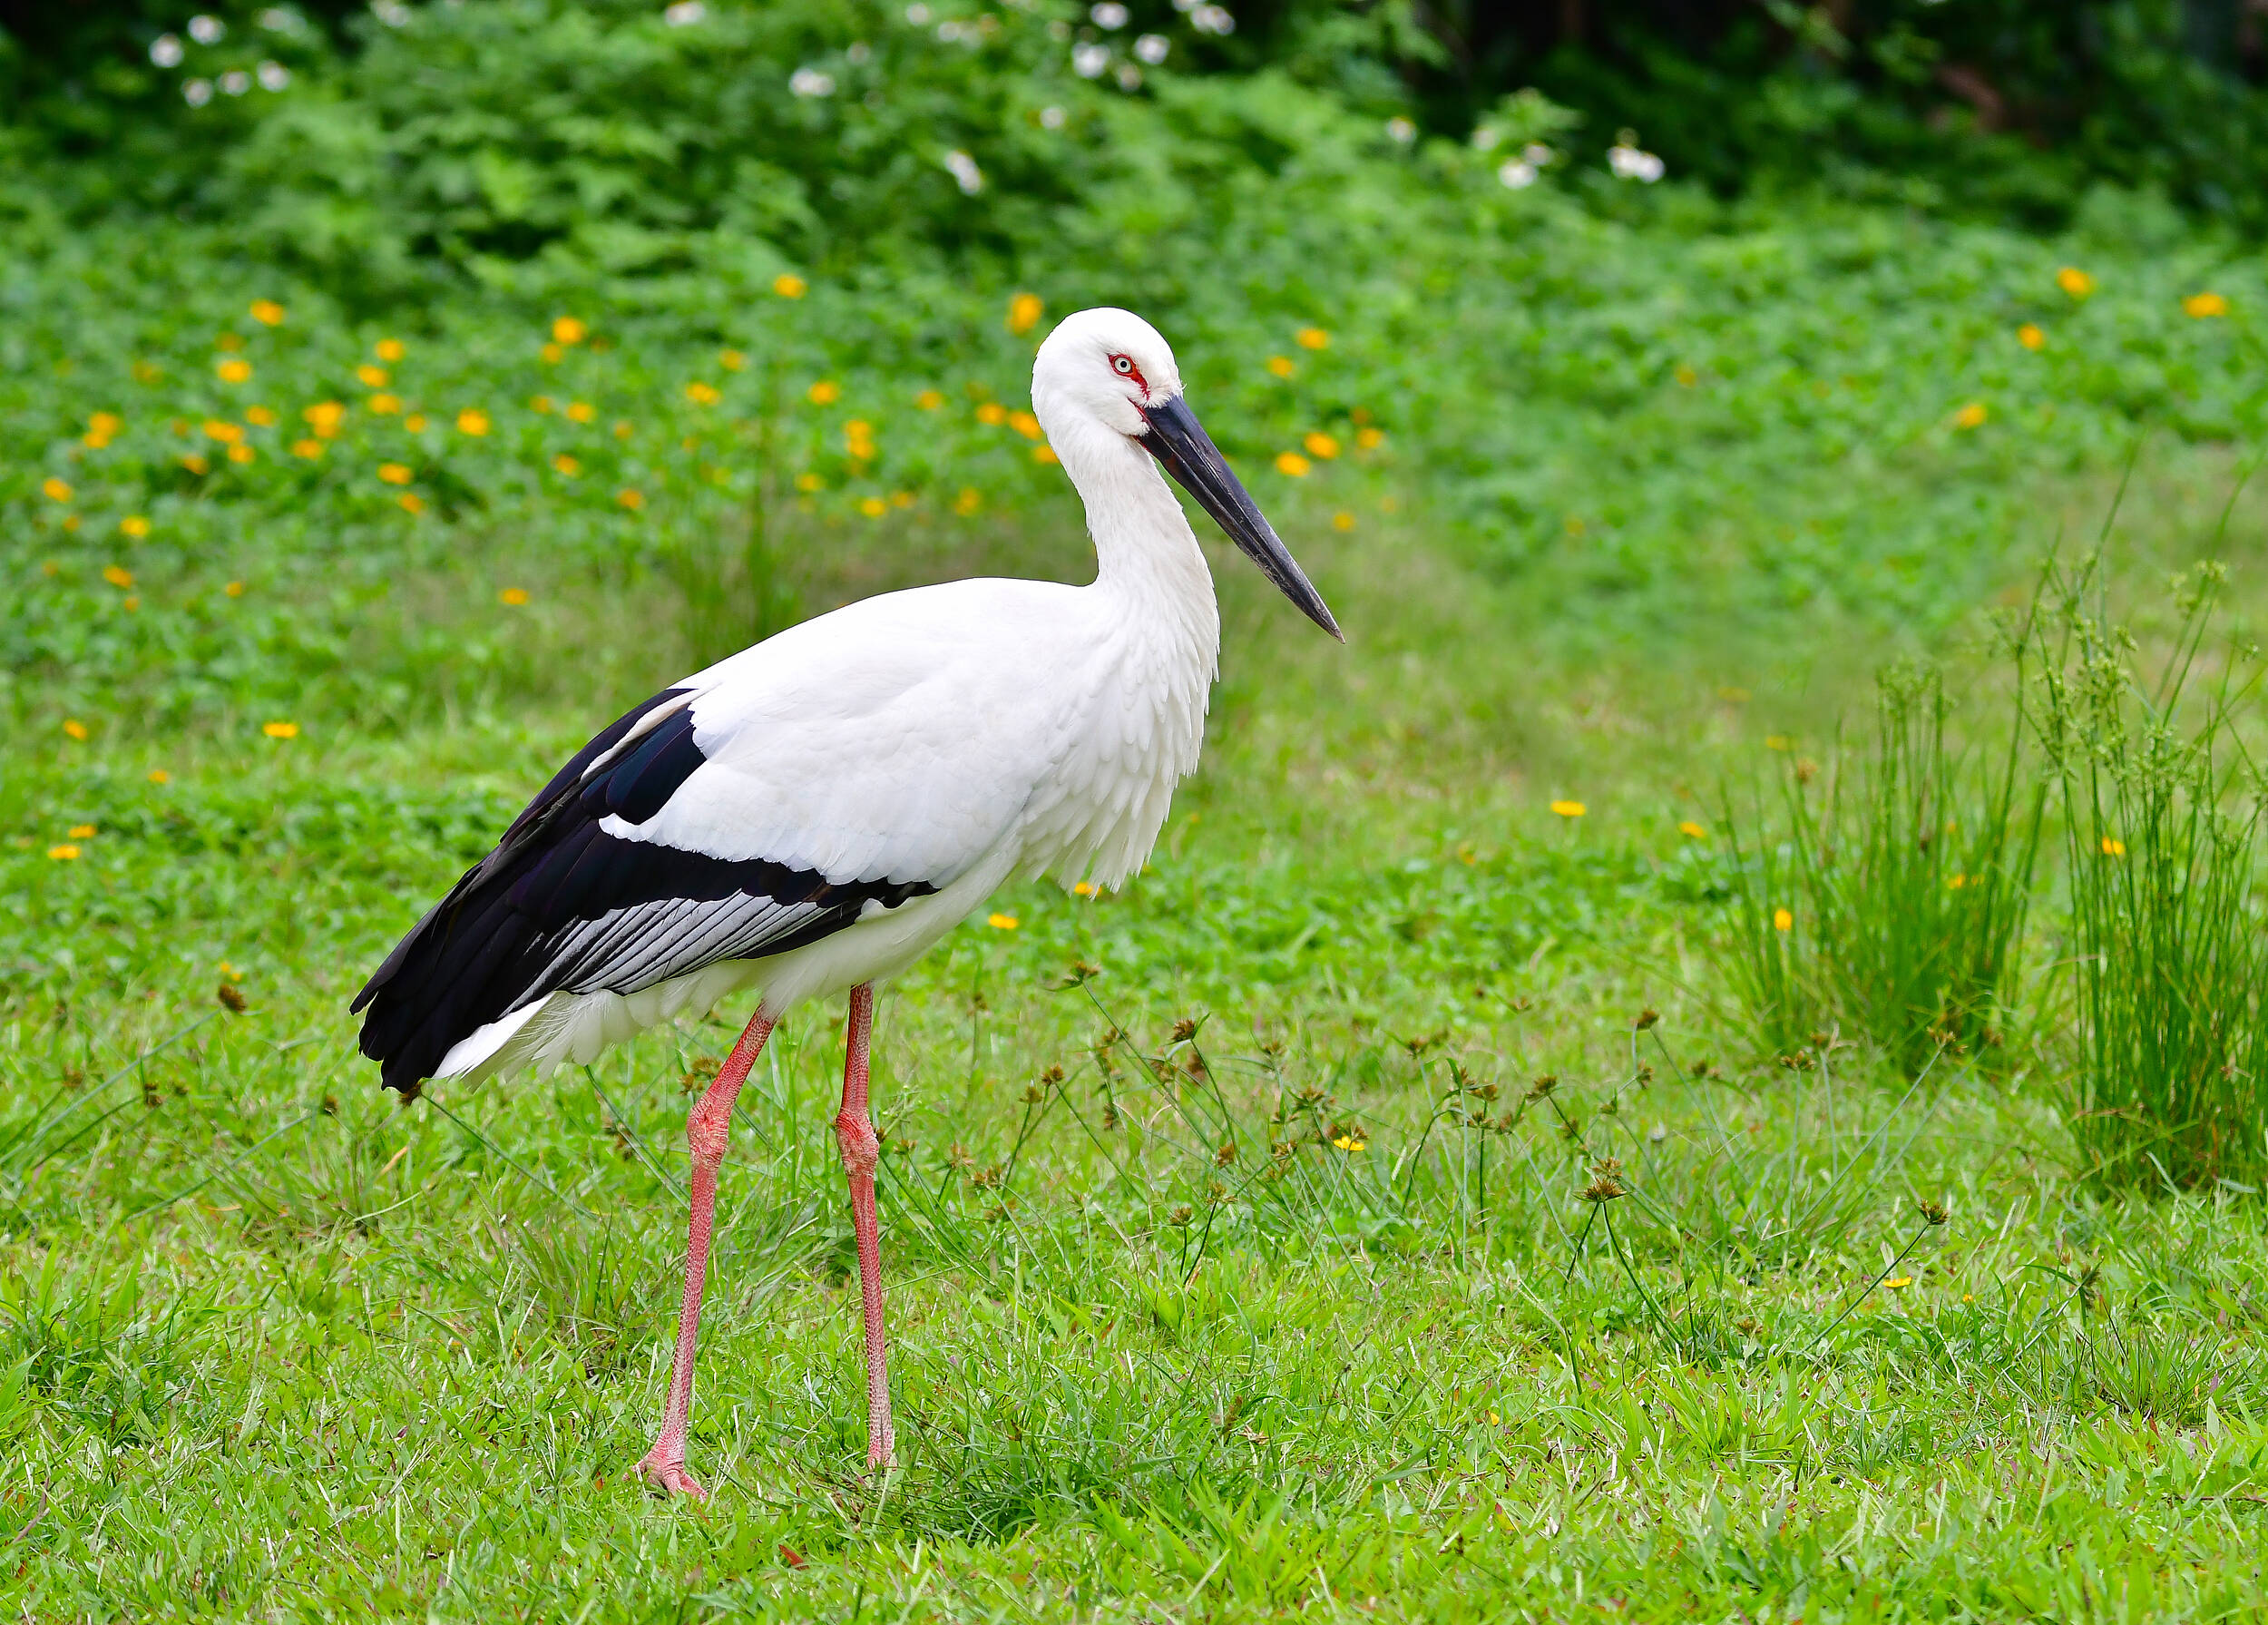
left=353, top=308, right=1341, bottom=1497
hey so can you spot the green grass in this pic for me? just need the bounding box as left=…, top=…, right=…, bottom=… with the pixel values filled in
left=7, top=484, right=2268, bottom=1619
left=12, top=157, right=2268, bottom=1613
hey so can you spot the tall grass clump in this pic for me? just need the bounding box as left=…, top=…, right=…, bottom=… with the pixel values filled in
left=2036, top=555, right=2268, bottom=1189
left=1718, top=662, right=2043, bottom=1073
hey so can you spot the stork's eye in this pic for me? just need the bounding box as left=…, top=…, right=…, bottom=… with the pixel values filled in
left=1111, top=355, right=1135, bottom=375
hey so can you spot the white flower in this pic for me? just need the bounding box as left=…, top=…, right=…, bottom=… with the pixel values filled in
left=187, top=14, right=225, bottom=43
left=790, top=67, right=836, bottom=97
left=1071, top=42, right=1109, bottom=76
left=1608, top=143, right=1665, bottom=182
left=846, top=41, right=870, bottom=63
left=1383, top=115, right=1416, bottom=144
left=1189, top=5, right=1234, bottom=33
left=1133, top=32, right=1168, bottom=64
left=943, top=150, right=983, bottom=194
left=182, top=77, right=213, bottom=105
left=1172, top=0, right=1198, bottom=10
left=258, top=8, right=302, bottom=30
left=1497, top=159, right=1537, bottom=189
left=1114, top=62, right=1141, bottom=90
left=372, top=0, right=411, bottom=25
left=663, top=0, right=706, bottom=23
left=936, top=20, right=964, bottom=41
left=1522, top=142, right=1555, bottom=166
left=1471, top=125, right=1501, bottom=151
left=256, top=59, right=290, bottom=90
left=150, top=34, right=184, bottom=66
left=1040, top=103, right=1066, bottom=129
left=1090, top=1, right=1129, bottom=26
left=220, top=69, right=250, bottom=94
left=904, top=2, right=931, bottom=20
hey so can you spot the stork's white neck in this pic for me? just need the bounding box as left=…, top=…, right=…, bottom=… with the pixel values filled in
left=1051, top=412, right=1221, bottom=662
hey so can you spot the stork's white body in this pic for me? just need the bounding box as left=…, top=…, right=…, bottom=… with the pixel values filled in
left=437, top=352, right=1221, bottom=1084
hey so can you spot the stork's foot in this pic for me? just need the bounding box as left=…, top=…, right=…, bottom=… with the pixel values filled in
left=635, top=1447, right=707, bottom=1500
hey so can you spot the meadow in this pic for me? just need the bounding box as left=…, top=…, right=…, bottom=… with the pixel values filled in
left=10, top=36, right=2268, bottom=1615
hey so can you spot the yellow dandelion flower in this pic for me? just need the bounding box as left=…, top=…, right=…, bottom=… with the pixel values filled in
left=552, top=453, right=580, bottom=476
left=2057, top=267, right=2094, bottom=299
left=181, top=454, right=209, bottom=475
left=377, top=463, right=413, bottom=485
left=1010, top=410, right=1043, bottom=440
left=891, top=491, right=914, bottom=508
left=1295, top=327, right=1330, bottom=350
left=1773, top=907, right=1794, bottom=932
left=987, top=913, right=1019, bottom=930
left=300, top=400, right=344, bottom=434
left=249, top=299, right=286, bottom=326
left=2018, top=323, right=2045, bottom=350
left=1072, top=881, right=1098, bottom=896
left=566, top=400, right=595, bottom=424
left=954, top=486, right=981, bottom=515
left=122, top=595, right=138, bottom=611
left=203, top=419, right=240, bottom=441
left=217, top=333, right=245, bottom=352
left=121, top=515, right=151, bottom=538
left=499, top=587, right=530, bottom=606
left=1275, top=451, right=1311, bottom=476
left=456, top=408, right=490, bottom=436
left=808, top=380, right=841, bottom=405
left=2185, top=292, right=2229, bottom=318
left=404, top=415, right=427, bottom=432
left=225, top=581, right=245, bottom=597
left=976, top=402, right=1008, bottom=426
left=1675, top=364, right=1698, bottom=387
left=1303, top=432, right=1341, bottom=459
left=797, top=472, right=826, bottom=493
left=916, top=389, right=945, bottom=410
left=1008, top=292, right=1044, bottom=335
left=292, top=438, right=323, bottom=459
left=686, top=381, right=721, bottom=406
left=103, top=565, right=134, bottom=588
left=530, top=396, right=552, bottom=414
left=376, top=338, right=406, bottom=362
left=262, top=720, right=298, bottom=739
left=397, top=493, right=424, bottom=514
left=772, top=273, right=807, bottom=299
left=540, top=343, right=564, bottom=365
left=149, top=768, right=170, bottom=784
left=1887, top=1276, right=1913, bottom=1290
left=1678, top=820, right=1707, bottom=839
left=245, top=406, right=277, bottom=426
left=89, top=411, right=122, bottom=438
left=617, top=488, right=645, bottom=511
left=719, top=348, right=747, bottom=371
left=1550, top=799, right=1586, bottom=818
left=1947, top=873, right=1967, bottom=889
left=1332, top=511, right=1355, bottom=531
left=227, top=444, right=254, bottom=464
left=357, top=365, right=388, bottom=387
left=68, top=824, right=95, bottom=839
left=1032, top=445, right=1059, bottom=464
left=1331, top=1133, right=1367, bottom=1152
left=1266, top=356, right=1295, bottom=378
left=552, top=316, right=587, bottom=346
left=2101, top=836, right=2126, bottom=857
left=47, top=845, right=80, bottom=861
left=368, top=393, right=401, bottom=415
left=859, top=496, right=887, bottom=517
left=62, top=719, right=89, bottom=740
left=1356, top=426, right=1383, bottom=450
left=1953, top=402, right=1987, bottom=429
left=217, top=358, right=252, bottom=384
left=42, top=477, right=72, bottom=502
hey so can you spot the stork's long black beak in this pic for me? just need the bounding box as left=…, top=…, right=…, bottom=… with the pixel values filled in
left=1139, top=395, right=1343, bottom=640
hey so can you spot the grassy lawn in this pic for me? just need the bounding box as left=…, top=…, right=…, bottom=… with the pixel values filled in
left=7, top=426, right=2268, bottom=1620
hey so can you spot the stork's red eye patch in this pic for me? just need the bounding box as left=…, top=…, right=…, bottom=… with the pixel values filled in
left=1109, top=353, right=1149, bottom=394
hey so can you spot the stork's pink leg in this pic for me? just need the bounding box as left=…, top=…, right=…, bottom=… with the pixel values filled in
left=637, top=1005, right=776, bottom=1499
left=835, top=983, right=895, bottom=1470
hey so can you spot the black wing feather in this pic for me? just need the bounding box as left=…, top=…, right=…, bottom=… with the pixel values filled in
left=353, top=686, right=934, bottom=1098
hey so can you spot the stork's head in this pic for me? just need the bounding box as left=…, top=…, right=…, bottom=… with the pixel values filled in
left=1033, top=307, right=1341, bottom=640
